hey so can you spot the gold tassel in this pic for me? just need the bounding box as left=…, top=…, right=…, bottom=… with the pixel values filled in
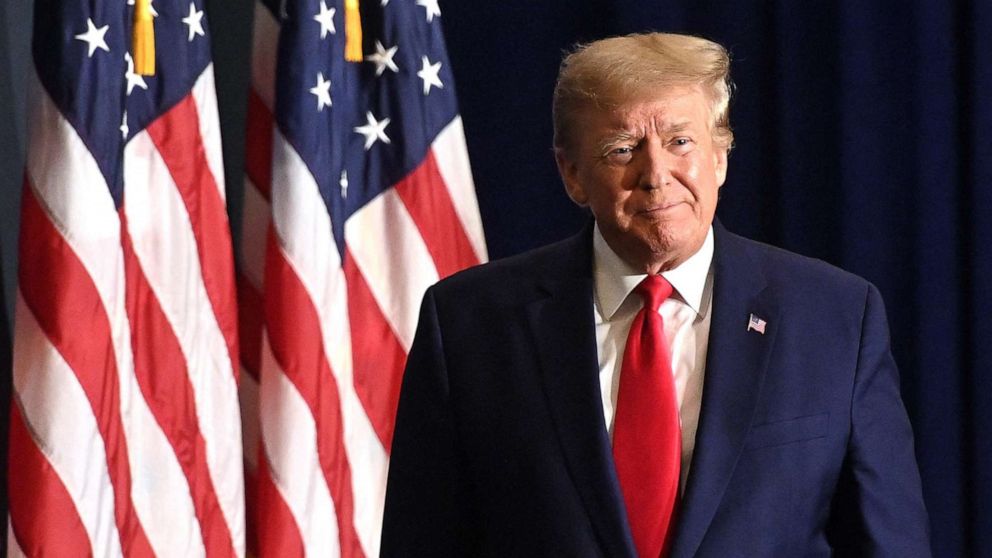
left=133, top=0, right=155, bottom=75
left=344, top=0, right=362, bottom=62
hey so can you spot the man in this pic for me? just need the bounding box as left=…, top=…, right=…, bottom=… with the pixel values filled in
left=381, top=33, right=930, bottom=557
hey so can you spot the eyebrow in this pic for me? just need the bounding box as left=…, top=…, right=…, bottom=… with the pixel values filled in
left=594, top=121, right=694, bottom=154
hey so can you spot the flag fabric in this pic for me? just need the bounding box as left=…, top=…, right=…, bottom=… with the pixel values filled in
left=238, top=0, right=487, bottom=555
left=8, top=1, right=244, bottom=556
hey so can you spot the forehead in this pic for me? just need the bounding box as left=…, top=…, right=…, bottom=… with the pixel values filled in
left=592, top=85, right=712, bottom=132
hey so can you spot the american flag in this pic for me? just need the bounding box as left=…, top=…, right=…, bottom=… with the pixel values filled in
left=238, top=0, right=487, bottom=555
left=748, top=313, right=767, bottom=335
left=8, top=0, right=244, bottom=556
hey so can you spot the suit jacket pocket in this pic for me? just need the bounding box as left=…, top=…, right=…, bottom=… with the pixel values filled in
left=744, top=412, right=829, bottom=450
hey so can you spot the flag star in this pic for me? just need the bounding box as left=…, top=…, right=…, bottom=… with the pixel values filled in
left=120, top=111, right=129, bottom=139
left=313, top=0, right=336, bottom=39
left=416, top=0, right=441, bottom=22
left=182, top=2, right=206, bottom=42
left=339, top=170, right=348, bottom=199
left=309, top=72, right=332, bottom=111
left=75, top=18, right=110, bottom=58
left=354, top=111, right=391, bottom=150
left=417, top=56, right=444, bottom=95
left=124, top=53, right=148, bottom=95
left=365, top=41, right=399, bottom=76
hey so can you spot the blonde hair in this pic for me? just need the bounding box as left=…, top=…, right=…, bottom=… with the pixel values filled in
left=552, top=32, right=734, bottom=155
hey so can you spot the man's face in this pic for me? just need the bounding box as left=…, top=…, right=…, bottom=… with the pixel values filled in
left=556, top=85, right=728, bottom=273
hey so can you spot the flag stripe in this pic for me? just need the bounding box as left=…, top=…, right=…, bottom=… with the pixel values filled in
left=245, top=94, right=274, bottom=200
left=7, top=403, right=92, bottom=556
left=145, top=94, right=240, bottom=383
left=321, top=264, right=388, bottom=558
left=192, top=66, right=228, bottom=202
left=10, top=291, right=117, bottom=556
left=255, top=440, right=306, bottom=557
left=241, top=1, right=487, bottom=554
left=344, top=189, right=440, bottom=351
left=238, top=280, right=265, bottom=381
left=264, top=233, right=365, bottom=557
left=394, top=150, right=481, bottom=279
left=17, top=184, right=155, bottom=558
left=343, top=254, right=407, bottom=450
left=432, top=117, right=489, bottom=262
left=124, top=123, right=245, bottom=556
left=259, top=350, right=338, bottom=557
left=7, top=518, right=28, bottom=558
left=120, top=219, right=237, bottom=558
left=241, top=178, right=271, bottom=289
left=24, top=91, right=209, bottom=552
left=265, top=131, right=389, bottom=555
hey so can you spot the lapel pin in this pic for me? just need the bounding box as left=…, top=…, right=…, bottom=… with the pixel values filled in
left=747, top=313, right=767, bottom=334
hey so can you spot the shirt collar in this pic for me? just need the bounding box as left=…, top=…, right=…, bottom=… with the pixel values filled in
left=592, top=223, right=714, bottom=320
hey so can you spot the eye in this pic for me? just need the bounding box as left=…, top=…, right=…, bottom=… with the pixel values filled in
left=669, top=136, right=695, bottom=154
left=602, top=144, right=637, bottom=164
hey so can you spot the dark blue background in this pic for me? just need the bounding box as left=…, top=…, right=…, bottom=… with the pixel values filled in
left=438, top=3, right=991, bottom=556
left=1, top=1, right=989, bottom=556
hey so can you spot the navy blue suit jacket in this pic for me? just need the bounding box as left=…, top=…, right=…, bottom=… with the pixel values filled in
left=381, top=223, right=930, bottom=557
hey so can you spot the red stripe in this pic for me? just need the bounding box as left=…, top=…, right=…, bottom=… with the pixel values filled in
left=146, top=94, right=240, bottom=385
left=7, top=403, right=92, bottom=556
left=245, top=90, right=273, bottom=200
left=255, top=444, right=305, bottom=557
left=244, top=461, right=261, bottom=557
left=119, top=212, right=238, bottom=558
left=18, top=182, right=155, bottom=557
left=264, top=230, right=365, bottom=558
left=238, top=277, right=264, bottom=381
left=342, top=252, right=406, bottom=451
left=394, top=150, right=481, bottom=279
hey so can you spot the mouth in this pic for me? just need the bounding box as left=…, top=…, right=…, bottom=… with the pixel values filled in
left=637, top=201, right=687, bottom=216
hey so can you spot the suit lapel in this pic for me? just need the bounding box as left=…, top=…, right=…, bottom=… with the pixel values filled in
left=669, top=224, right=779, bottom=558
left=525, top=227, right=637, bottom=558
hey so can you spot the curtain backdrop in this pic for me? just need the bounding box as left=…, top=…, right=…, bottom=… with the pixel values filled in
left=440, top=3, right=991, bottom=556
left=1, top=1, right=988, bottom=556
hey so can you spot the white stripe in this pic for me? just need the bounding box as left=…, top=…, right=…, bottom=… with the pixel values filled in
left=270, top=131, right=388, bottom=556
left=239, top=370, right=261, bottom=471
left=239, top=176, right=270, bottom=291
left=320, top=265, right=387, bottom=558
left=432, top=116, right=488, bottom=262
left=8, top=516, right=28, bottom=558
left=191, top=65, right=227, bottom=202
left=12, top=293, right=121, bottom=558
left=24, top=71, right=198, bottom=558
left=123, top=130, right=245, bottom=556
left=259, top=332, right=339, bottom=558
left=345, top=189, right=439, bottom=350
left=252, top=0, right=279, bottom=110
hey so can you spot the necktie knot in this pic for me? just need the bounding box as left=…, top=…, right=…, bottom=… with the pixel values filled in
left=635, top=274, right=673, bottom=312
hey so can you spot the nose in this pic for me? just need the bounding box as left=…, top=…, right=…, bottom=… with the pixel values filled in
left=638, top=140, right=673, bottom=190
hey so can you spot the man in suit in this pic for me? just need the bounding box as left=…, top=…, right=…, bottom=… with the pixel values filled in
left=381, top=32, right=930, bottom=557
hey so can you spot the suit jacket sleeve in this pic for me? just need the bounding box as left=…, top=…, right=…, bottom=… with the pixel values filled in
left=380, top=286, right=477, bottom=557
left=830, top=283, right=931, bottom=556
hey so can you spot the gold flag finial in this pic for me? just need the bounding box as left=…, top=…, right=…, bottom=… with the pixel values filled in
left=133, top=0, right=156, bottom=75
left=344, top=0, right=362, bottom=62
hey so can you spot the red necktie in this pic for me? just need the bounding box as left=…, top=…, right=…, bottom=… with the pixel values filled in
left=612, top=275, right=681, bottom=557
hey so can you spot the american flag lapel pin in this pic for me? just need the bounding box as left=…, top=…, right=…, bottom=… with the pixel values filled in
left=747, top=313, right=767, bottom=334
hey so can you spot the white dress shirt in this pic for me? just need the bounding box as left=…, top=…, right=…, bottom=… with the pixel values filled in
left=592, top=224, right=714, bottom=490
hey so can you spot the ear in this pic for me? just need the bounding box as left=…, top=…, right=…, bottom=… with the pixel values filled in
left=555, top=148, right=589, bottom=206
left=714, top=145, right=729, bottom=188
